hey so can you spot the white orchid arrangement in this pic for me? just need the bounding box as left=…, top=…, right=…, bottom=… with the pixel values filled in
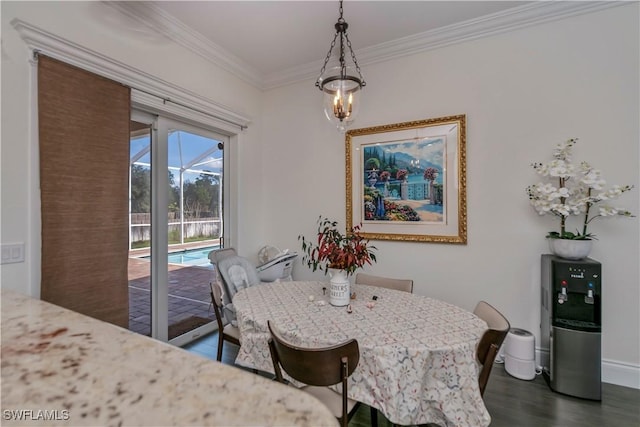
left=526, top=138, right=634, bottom=240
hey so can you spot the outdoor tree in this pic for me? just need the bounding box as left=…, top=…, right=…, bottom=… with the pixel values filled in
left=130, top=165, right=180, bottom=214
left=131, top=165, right=218, bottom=219
left=131, top=165, right=150, bottom=213
left=168, top=170, right=179, bottom=213
left=183, top=173, right=219, bottom=218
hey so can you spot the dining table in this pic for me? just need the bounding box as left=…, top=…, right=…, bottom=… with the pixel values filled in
left=233, top=280, right=491, bottom=427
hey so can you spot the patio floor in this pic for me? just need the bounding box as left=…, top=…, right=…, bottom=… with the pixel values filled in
left=128, top=244, right=217, bottom=337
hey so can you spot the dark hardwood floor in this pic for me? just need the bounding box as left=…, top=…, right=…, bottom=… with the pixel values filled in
left=184, top=333, right=640, bottom=426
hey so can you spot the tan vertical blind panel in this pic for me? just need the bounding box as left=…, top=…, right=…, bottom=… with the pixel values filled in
left=38, top=56, right=131, bottom=328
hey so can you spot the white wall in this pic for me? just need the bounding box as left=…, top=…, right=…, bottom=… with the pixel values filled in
left=0, top=1, right=266, bottom=294
left=261, top=4, right=639, bottom=386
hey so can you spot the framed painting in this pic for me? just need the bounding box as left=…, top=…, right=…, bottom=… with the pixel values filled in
left=345, top=115, right=467, bottom=243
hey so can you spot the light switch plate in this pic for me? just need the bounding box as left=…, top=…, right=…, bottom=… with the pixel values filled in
left=1, top=243, right=25, bottom=264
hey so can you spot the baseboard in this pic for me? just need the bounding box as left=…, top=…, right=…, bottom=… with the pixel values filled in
left=535, top=348, right=640, bottom=389
left=602, top=359, right=640, bottom=389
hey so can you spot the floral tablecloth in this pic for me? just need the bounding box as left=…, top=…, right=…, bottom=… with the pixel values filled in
left=233, top=281, right=491, bottom=427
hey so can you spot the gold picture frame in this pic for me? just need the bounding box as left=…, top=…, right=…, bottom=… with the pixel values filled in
left=345, top=115, right=467, bottom=243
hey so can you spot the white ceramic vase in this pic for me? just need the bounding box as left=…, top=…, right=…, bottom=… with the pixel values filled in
left=548, top=238, right=593, bottom=260
left=328, top=269, right=350, bottom=306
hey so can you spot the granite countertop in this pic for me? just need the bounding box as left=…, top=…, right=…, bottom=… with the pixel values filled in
left=0, top=290, right=338, bottom=427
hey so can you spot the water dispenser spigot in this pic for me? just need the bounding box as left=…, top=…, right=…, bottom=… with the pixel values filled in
left=558, top=287, right=568, bottom=304
left=585, top=289, right=594, bottom=305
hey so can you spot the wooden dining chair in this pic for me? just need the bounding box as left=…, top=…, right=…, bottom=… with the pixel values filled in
left=354, top=272, right=414, bottom=293
left=267, top=321, right=361, bottom=427
left=209, top=281, right=241, bottom=362
left=473, top=300, right=510, bottom=397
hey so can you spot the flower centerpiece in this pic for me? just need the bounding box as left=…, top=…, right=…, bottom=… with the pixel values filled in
left=299, top=216, right=377, bottom=306
left=526, top=138, right=634, bottom=258
left=299, top=216, right=377, bottom=276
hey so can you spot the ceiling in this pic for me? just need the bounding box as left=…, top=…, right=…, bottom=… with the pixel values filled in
left=109, top=1, right=612, bottom=89
left=149, top=1, right=527, bottom=75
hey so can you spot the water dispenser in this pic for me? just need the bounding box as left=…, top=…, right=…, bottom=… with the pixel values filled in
left=541, top=254, right=601, bottom=400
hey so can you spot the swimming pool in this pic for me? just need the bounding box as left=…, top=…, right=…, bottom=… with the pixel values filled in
left=170, top=247, right=218, bottom=267
left=141, top=246, right=219, bottom=267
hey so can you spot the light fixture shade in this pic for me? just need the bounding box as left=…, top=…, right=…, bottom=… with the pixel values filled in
left=315, top=0, right=365, bottom=133
left=319, top=65, right=363, bottom=133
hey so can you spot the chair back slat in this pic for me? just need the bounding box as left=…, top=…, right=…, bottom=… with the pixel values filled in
left=473, top=300, right=510, bottom=396
left=354, top=272, right=414, bottom=293
left=268, top=321, right=359, bottom=387
left=474, top=300, right=509, bottom=330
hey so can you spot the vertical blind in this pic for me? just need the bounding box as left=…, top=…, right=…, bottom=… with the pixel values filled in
left=38, top=55, right=131, bottom=327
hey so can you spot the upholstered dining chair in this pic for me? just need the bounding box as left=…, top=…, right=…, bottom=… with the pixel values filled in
left=208, top=247, right=237, bottom=265
left=354, top=272, right=414, bottom=293
left=267, top=321, right=361, bottom=427
left=215, top=254, right=262, bottom=326
left=209, top=247, right=238, bottom=320
left=473, top=300, right=510, bottom=397
left=209, top=281, right=241, bottom=362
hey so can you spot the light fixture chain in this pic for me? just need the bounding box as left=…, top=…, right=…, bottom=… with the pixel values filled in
left=339, top=31, right=346, bottom=77
left=315, top=31, right=339, bottom=87
left=344, top=33, right=366, bottom=85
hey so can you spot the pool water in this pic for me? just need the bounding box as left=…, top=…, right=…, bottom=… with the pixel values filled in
left=169, top=247, right=217, bottom=266
left=142, top=246, right=219, bottom=267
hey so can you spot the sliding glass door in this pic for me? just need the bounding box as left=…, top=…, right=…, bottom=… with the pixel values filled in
left=128, top=112, right=228, bottom=345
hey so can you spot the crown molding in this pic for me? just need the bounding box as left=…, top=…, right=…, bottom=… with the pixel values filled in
left=357, top=1, right=627, bottom=66
left=105, top=1, right=263, bottom=88
left=106, top=1, right=625, bottom=91
left=11, top=19, right=251, bottom=131
left=263, top=1, right=626, bottom=89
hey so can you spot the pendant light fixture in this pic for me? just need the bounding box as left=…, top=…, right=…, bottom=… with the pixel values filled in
left=315, top=0, right=366, bottom=133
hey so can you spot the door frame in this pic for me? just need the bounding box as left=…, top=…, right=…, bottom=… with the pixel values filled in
left=131, top=110, right=231, bottom=344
